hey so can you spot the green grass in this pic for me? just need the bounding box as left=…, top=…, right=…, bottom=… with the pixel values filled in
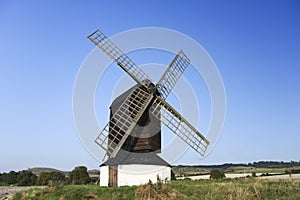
left=13, top=178, right=300, bottom=200
left=169, top=178, right=300, bottom=200
left=13, top=185, right=137, bottom=200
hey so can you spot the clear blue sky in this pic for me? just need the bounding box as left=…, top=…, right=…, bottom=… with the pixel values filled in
left=1, top=0, right=299, bottom=172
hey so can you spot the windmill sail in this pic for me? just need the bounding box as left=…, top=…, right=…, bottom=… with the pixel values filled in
left=95, top=87, right=153, bottom=158
left=156, top=50, right=190, bottom=100
left=88, top=30, right=151, bottom=87
left=89, top=29, right=210, bottom=161
left=150, top=96, right=209, bottom=156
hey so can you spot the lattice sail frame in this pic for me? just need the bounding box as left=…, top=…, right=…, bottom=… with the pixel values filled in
left=156, top=50, right=190, bottom=100
left=95, top=87, right=153, bottom=158
left=88, top=30, right=151, bottom=87
left=150, top=97, right=209, bottom=156
left=89, top=29, right=210, bottom=159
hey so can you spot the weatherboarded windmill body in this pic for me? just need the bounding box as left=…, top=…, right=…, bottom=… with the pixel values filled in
left=88, top=30, right=210, bottom=186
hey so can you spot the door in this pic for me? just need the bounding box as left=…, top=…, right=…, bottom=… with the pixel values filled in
left=108, top=166, right=118, bottom=186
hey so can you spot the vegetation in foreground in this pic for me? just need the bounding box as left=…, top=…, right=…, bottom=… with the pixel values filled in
left=12, top=178, right=300, bottom=200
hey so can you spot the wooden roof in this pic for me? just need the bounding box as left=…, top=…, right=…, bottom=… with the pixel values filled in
left=101, top=151, right=170, bottom=167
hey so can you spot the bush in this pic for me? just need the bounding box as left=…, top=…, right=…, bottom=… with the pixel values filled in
left=209, top=169, right=225, bottom=179
left=36, top=171, right=66, bottom=186
left=171, top=169, right=176, bottom=180
left=17, top=170, right=37, bottom=186
left=69, top=166, right=91, bottom=185
left=0, top=171, right=19, bottom=185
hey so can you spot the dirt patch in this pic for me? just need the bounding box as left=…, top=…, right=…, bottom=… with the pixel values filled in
left=0, top=186, right=46, bottom=200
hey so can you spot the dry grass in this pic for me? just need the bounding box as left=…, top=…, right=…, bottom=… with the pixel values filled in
left=135, top=183, right=183, bottom=200
left=170, top=178, right=300, bottom=200
left=12, top=178, right=300, bottom=200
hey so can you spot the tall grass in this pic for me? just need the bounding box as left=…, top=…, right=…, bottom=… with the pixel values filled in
left=13, top=178, right=300, bottom=200
left=170, top=178, right=300, bottom=200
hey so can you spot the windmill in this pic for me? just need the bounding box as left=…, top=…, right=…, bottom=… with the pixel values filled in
left=88, top=29, right=210, bottom=186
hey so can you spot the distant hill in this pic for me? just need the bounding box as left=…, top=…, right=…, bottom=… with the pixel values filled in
left=27, top=167, right=100, bottom=177
left=28, top=167, right=62, bottom=175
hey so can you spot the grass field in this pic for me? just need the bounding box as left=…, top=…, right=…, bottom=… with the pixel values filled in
left=12, top=178, right=300, bottom=200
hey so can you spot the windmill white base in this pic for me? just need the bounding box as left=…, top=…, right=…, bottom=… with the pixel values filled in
left=99, top=152, right=171, bottom=186
left=100, top=165, right=171, bottom=186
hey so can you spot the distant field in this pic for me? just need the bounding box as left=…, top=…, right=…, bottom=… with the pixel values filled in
left=225, top=169, right=285, bottom=174
left=177, top=173, right=300, bottom=180
left=172, top=165, right=300, bottom=177
left=12, top=178, right=300, bottom=200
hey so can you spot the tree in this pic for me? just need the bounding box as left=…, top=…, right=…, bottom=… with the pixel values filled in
left=36, top=172, right=50, bottom=185
left=0, top=172, right=6, bottom=184
left=0, top=171, right=19, bottom=185
left=7, top=171, right=19, bottom=184
left=17, top=170, right=37, bottom=186
left=69, top=166, right=91, bottom=185
left=49, top=171, right=66, bottom=184
left=209, top=169, right=225, bottom=179
left=37, top=171, right=66, bottom=186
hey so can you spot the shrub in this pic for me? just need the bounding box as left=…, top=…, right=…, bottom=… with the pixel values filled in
left=209, top=169, right=225, bottom=179
left=17, top=170, right=37, bottom=186
left=69, top=166, right=91, bottom=185
left=36, top=171, right=66, bottom=186
left=0, top=171, right=19, bottom=185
